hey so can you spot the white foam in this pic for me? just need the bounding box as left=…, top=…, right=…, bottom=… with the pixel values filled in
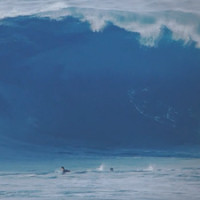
left=1, top=0, right=200, bottom=17
left=1, top=157, right=200, bottom=200
left=0, top=0, right=200, bottom=47
left=97, top=164, right=104, bottom=171
left=146, top=165, right=154, bottom=171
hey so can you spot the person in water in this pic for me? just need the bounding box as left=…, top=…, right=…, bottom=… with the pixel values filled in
left=61, top=166, right=70, bottom=174
left=110, top=168, right=114, bottom=172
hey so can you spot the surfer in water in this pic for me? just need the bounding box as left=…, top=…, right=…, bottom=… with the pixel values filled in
left=61, top=166, right=70, bottom=174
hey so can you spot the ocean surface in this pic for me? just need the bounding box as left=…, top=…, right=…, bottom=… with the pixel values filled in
left=0, top=156, right=200, bottom=200
left=0, top=0, right=200, bottom=199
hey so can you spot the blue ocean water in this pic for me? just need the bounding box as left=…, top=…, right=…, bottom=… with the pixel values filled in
left=0, top=15, right=200, bottom=150
left=0, top=1, right=200, bottom=199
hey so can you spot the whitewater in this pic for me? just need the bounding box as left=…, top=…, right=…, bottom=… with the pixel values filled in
left=1, top=156, right=200, bottom=200
left=0, top=0, right=200, bottom=47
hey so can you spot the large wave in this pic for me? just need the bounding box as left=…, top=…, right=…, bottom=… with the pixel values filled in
left=0, top=1, right=200, bottom=155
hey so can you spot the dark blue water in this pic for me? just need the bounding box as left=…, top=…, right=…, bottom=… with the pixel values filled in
left=0, top=16, right=200, bottom=158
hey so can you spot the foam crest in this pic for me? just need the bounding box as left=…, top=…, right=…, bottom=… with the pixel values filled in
left=0, top=1, right=200, bottom=46
left=1, top=0, right=200, bottom=17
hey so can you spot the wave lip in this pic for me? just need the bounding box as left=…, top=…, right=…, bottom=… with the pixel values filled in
left=1, top=1, right=200, bottom=47
left=1, top=0, right=200, bottom=18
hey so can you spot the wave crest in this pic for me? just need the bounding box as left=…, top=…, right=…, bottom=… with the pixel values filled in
left=1, top=1, right=200, bottom=47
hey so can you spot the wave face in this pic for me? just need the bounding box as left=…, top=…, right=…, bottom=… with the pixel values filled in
left=0, top=1, right=200, bottom=152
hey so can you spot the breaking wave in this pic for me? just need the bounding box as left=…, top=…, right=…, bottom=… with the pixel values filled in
left=0, top=1, right=200, bottom=157
left=0, top=0, right=200, bottom=47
